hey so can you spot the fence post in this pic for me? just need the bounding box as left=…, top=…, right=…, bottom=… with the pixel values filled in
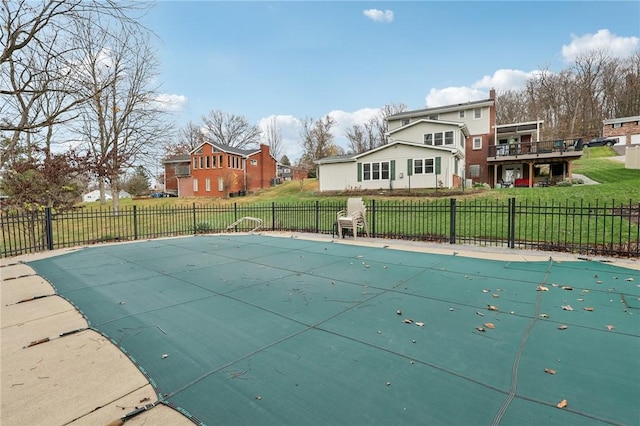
left=133, top=205, right=138, bottom=240
left=315, top=200, right=319, bottom=233
left=192, top=203, right=197, bottom=234
left=449, top=198, right=456, bottom=244
left=45, top=207, right=54, bottom=251
left=234, top=202, right=238, bottom=224
left=371, top=199, right=376, bottom=237
left=272, top=202, right=276, bottom=231
left=508, top=197, right=516, bottom=248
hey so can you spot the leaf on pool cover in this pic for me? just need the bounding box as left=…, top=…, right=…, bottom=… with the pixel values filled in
left=561, top=305, right=574, bottom=311
left=482, top=289, right=490, bottom=293
left=584, top=307, right=594, bottom=311
left=537, top=285, right=549, bottom=291
left=561, top=286, right=573, bottom=291
left=492, top=294, right=500, bottom=298
left=606, top=325, right=615, bottom=331
left=403, top=319, right=413, bottom=324
left=487, top=305, right=499, bottom=311
left=484, top=323, right=495, bottom=329
left=544, top=368, right=557, bottom=375
left=475, top=326, right=485, bottom=332
left=558, top=325, right=568, bottom=330
left=625, top=277, right=634, bottom=282
left=415, top=322, right=425, bottom=327
left=539, top=313, right=549, bottom=318
left=556, top=399, right=568, bottom=409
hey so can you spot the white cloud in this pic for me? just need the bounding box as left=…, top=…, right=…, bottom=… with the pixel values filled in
left=425, top=68, right=540, bottom=107
left=258, top=114, right=304, bottom=161
left=562, top=29, right=639, bottom=62
left=425, top=87, right=487, bottom=108
left=152, top=93, right=188, bottom=112
left=363, top=9, right=394, bottom=23
left=258, top=108, right=381, bottom=161
left=472, top=69, right=536, bottom=91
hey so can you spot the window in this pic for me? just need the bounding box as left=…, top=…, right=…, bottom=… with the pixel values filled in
left=424, top=134, right=433, bottom=145
left=474, top=108, right=482, bottom=119
left=362, top=161, right=390, bottom=181
left=193, top=178, right=198, bottom=192
left=402, top=118, right=410, bottom=126
left=205, top=178, right=211, bottom=192
left=414, top=159, right=423, bottom=174
left=459, top=110, right=465, bottom=118
left=192, top=158, right=198, bottom=169
left=613, top=123, right=622, bottom=128
left=473, top=136, right=482, bottom=150
left=413, top=158, right=434, bottom=175
left=251, top=159, right=258, bottom=166
left=428, top=114, right=438, bottom=120
left=205, top=156, right=210, bottom=168
left=199, top=156, right=203, bottom=169
left=434, top=132, right=443, bottom=146
left=424, top=159, right=434, bottom=174
left=445, top=131, right=454, bottom=145
left=469, top=164, right=480, bottom=178
left=211, top=155, right=216, bottom=168
left=218, top=177, right=224, bottom=191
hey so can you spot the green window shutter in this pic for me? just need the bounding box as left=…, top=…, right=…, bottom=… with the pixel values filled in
left=407, top=159, right=413, bottom=176
left=357, top=162, right=362, bottom=182
left=390, top=160, right=395, bottom=180
left=435, top=157, right=441, bottom=174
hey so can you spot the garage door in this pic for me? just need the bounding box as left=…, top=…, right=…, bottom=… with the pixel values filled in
left=631, top=134, right=640, bottom=144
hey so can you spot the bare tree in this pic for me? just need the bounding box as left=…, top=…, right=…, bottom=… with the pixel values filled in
left=201, top=110, right=261, bottom=149
left=264, top=116, right=283, bottom=159
left=0, top=0, right=147, bottom=168
left=163, top=121, right=205, bottom=158
left=74, top=14, right=172, bottom=212
left=299, top=115, right=342, bottom=177
left=345, top=102, right=407, bottom=154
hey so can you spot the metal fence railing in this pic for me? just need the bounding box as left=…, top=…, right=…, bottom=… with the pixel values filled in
left=2, top=198, right=639, bottom=258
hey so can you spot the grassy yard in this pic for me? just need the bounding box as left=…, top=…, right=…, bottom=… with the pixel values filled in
left=3, top=147, right=638, bottom=258
left=105, top=146, right=639, bottom=210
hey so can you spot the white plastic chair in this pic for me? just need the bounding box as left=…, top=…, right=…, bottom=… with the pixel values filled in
left=337, top=198, right=369, bottom=239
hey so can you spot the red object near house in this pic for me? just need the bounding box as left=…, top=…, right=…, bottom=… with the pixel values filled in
left=514, top=178, right=531, bottom=187
left=162, top=143, right=277, bottom=197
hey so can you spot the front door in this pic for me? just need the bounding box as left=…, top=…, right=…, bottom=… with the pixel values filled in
left=503, top=165, right=522, bottom=185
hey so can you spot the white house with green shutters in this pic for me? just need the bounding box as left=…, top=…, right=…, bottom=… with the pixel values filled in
left=315, top=121, right=467, bottom=192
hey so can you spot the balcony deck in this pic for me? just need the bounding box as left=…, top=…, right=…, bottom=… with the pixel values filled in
left=487, top=139, right=583, bottom=162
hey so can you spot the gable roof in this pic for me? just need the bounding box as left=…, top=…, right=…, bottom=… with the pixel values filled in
left=190, top=141, right=261, bottom=157
left=387, top=97, right=494, bottom=121
left=315, top=140, right=460, bottom=165
left=162, top=154, right=190, bottom=164
left=386, top=118, right=470, bottom=137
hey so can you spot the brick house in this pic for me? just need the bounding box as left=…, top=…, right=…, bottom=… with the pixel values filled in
left=602, top=115, right=640, bottom=145
left=162, top=143, right=277, bottom=197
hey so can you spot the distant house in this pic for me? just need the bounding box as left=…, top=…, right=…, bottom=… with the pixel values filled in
left=83, top=190, right=131, bottom=203
left=162, top=143, right=277, bottom=197
left=603, top=115, right=640, bottom=145
left=277, top=164, right=308, bottom=181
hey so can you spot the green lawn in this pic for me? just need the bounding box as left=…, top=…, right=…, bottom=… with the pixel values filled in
left=100, top=148, right=640, bottom=211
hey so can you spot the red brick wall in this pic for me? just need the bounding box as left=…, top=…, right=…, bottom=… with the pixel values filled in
left=188, top=143, right=277, bottom=197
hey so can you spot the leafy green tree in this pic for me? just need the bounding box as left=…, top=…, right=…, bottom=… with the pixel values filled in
left=123, top=166, right=150, bottom=196
left=280, top=155, right=291, bottom=166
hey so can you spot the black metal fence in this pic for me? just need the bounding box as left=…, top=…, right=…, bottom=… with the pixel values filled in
left=1, top=198, right=639, bottom=258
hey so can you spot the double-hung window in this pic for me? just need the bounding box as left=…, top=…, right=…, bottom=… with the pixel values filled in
left=362, top=161, right=390, bottom=181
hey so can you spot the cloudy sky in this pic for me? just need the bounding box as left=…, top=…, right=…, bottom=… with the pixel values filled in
left=142, top=1, right=640, bottom=161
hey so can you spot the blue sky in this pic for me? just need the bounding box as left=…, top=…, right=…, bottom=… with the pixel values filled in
left=143, top=1, right=640, bottom=161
